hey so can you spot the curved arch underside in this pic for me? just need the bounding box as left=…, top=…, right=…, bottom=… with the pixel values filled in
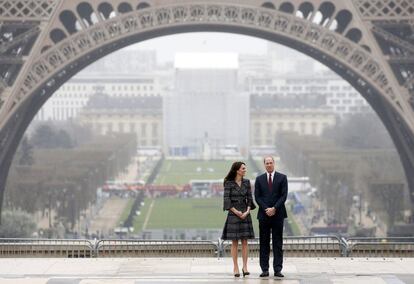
left=3, top=2, right=408, bottom=118
left=1, top=1, right=414, bottom=221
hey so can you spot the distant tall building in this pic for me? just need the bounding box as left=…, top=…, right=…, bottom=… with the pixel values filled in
left=250, top=107, right=337, bottom=146
left=84, top=49, right=157, bottom=74
left=247, top=73, right=371, bottom=118
left=267, top=42, right=328, bottom=75
left=238, top=54, right=271, bottom=85
left=34, top=48, right=164, bottom=122
left=267, top=42, right=300, bottom=74
left=164, top=53, right=249, bottom=158
left=78, top=93, right=163, bottom=148
left=35, top=74, right=164, bottom=121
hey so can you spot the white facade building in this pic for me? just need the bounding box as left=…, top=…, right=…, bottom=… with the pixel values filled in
left=238, top=54, right=272, bottom=85
left=267, top=42, right=329, bottom=75
left=246, top=74, right=371, bottom=118
left=164, top=53, right=249, bottom=158
left=250, top=108, right=337, bottom=146
left=325, top=78, right=371, bottom=116
left=78, top=94, right=163, bottom=148
left=35, top=74, right=164, bottom=121
left=85, top=49, right=157, bottom=74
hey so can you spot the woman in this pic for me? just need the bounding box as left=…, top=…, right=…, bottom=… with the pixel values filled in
left=222, top=161, right=256, bottom=277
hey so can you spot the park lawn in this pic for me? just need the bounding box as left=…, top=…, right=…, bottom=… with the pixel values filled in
left=286, top=207, right=302, bottom=235
left=117, top=198, right=135, bottom=226
left=143, top=197, right=260, bottom=233
left=153, top=160, right=257, bottom=185
left=146, top=197, right=226, bottom=229
left=126, top=196, right=299, bottom=236
left=132, top=198, right=152, bottom=233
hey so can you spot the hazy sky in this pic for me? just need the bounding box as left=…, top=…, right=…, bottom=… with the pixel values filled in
left=125, top=32, right=270, bottom=63
left=120, top=32, right=330, bottom=73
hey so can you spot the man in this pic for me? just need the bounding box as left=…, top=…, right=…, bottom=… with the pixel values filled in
left=254, top=156, right=288, bottom=278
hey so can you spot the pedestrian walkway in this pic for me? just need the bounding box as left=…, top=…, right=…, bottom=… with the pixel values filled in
left=117, top=156, right=139, bottom=181
left=0, top=257, right=413, bottom=283
left=88, top=196, right=129, bottom=237
left=85, top=156, right=140, bottom=237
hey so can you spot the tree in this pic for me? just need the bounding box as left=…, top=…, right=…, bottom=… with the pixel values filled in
left=31, top=124, right=56, bottom=148
left=56, top=129, right=73, bottom=148
left=323, top=113, right=394, bottom=149
left=370, top=182, right=404, bottom=229
left=31, top=124, right=74, bottom=149
left=18, top=136, right=34, bottom=166
left=0, top=210, right=37, bottom=237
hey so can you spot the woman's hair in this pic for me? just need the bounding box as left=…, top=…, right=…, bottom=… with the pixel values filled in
left=224, top=161, right=246, bottom=185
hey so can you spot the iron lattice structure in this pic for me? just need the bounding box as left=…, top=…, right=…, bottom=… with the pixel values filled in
left=0, top=0, right=414, bottom=219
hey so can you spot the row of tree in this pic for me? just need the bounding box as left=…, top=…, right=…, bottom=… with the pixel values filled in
left=4, top=123, right=137, bottom=237
left=276, top=130, right=407, bottom=232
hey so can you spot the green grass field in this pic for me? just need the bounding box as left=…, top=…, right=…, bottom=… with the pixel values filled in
left=128, top=197, right=302, bottom=236
left=132, top=197, right=260, bottom=233
left=128, top=159, right=297, bottom=235
left=145, top=197, right=225, bottom=229
left=132, top=198, right=152, bottom=232
left=153, top=160, right=258, bottom=185
left=118, top=198, right=134, bottom=226
left=286, top=207, right=302, bottom=235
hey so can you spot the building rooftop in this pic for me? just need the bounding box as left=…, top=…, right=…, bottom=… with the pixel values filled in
left=85, top=93, right=162, bottom=110
left=250, top=94, right=327, bottom=109
left=174, top=53, right=238, bottom=69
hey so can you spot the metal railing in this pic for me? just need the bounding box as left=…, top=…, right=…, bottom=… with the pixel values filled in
left=221, top=236, right=347, bottom=258
left=0, top=236, right=413, bottom=258
left=346, top=237, right=414, bottom=257
left=95, top=239, right=218, bottom=257
left=0, top=238, right=94, bottom=258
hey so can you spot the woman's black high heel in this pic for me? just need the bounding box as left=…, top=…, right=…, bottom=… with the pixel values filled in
left=234, top=272, right=240, bottom=277
left=242, top=269, right=250, bottom=277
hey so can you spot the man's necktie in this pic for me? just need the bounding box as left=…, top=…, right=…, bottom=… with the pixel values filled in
left=268, top=173, right=272, bottom=192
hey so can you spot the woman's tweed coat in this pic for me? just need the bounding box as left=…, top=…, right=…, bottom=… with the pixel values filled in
left=221, top=179, right=255, bottom=240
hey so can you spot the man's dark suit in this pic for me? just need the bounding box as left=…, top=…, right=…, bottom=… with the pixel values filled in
left=254, top=171, right=288, bottom=273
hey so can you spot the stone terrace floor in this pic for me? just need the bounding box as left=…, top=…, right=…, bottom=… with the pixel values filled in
left=0, top=257, right=413, bottom=283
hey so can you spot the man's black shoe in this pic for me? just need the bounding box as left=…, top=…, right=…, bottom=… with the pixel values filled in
left=259, top=271, right=269, bottom=277
left=274, top=271, right=284, bottom=278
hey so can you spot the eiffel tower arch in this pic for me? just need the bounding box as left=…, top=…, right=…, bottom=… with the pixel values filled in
left=1, top=0, right=414, bottom=220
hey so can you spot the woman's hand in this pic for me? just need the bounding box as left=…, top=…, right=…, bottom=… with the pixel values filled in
left=231, top=208, right=243, bottom=218
left=231, top=208, right=249, bottom=219
left=240, top=210, right=250, bottom=219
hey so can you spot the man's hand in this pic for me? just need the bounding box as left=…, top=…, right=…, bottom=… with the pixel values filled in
left=265, top=207, right=276, bottom=216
